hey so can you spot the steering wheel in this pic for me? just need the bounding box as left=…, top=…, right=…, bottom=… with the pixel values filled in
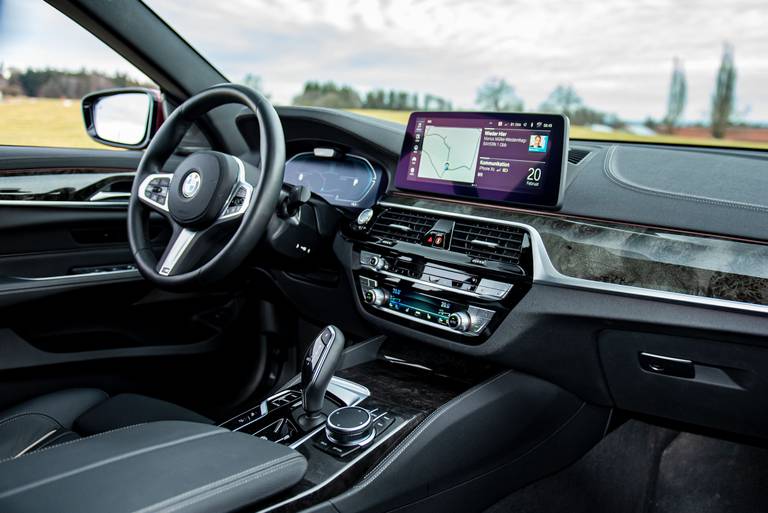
left=128, top=84, right=285, bottom=289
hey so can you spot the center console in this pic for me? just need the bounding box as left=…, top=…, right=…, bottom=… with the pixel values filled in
left=218, top=330, right=605, bottom=513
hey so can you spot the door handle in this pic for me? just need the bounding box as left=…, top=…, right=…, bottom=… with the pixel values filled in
left=639, top=352, right=695, bottom=378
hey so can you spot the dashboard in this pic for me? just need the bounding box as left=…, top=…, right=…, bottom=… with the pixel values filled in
left=263, top=106, right=768, bottom=440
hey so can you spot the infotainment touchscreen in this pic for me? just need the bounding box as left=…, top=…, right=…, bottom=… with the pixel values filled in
left=394, top=112, right=569, bottom=208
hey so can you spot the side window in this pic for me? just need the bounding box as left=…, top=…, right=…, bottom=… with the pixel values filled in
left=0, top=1, right=158, bottom=149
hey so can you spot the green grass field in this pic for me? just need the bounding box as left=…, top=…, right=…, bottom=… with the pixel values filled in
left=0, top=97, right=112, bottom=149
left=2, top=98, right=766, bottom=151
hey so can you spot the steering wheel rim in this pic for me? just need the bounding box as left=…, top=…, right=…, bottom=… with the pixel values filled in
left=128, top=83, right=285, bottom=290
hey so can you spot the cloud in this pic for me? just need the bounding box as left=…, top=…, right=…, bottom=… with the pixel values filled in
left=145, top=0, right=767, bottom=121
left=4, top=0, right=766, bottom=122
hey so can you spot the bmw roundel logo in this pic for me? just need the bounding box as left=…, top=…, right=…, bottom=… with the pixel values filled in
left=181, top=171, right=201, bottom=198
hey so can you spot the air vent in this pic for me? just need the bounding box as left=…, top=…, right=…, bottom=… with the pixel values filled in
left=451, top=220, right=526, bottom=265
left=369, top=208, right=439, bottom=244
left=568, top=148, right=591, bottom=165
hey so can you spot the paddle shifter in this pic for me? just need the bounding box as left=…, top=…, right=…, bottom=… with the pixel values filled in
left=298, top=325, right=345, bottom=430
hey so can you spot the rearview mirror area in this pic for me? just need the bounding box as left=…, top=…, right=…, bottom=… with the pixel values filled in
left=82, top=88, right=162, bottom=149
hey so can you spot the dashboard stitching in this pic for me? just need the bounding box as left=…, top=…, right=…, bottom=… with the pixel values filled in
left=602, top=145, right=768, bottom=214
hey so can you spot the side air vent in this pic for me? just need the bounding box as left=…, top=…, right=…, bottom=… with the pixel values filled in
left=568, top=148, right=591, bottom=165
left=451, top=220, right=526, bottom=265
left=369, top=208, right=439, bottom=244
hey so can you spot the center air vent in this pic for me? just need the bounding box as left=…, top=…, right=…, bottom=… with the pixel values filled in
left=568, top=148, right=591, bottom=165
left=369, top=207, right=527, bottom=266
left=368, top=208, right=439, bottom=244
left=451, top=219, right=526, bottom=265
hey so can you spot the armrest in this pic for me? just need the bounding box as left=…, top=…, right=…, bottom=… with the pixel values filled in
left=0, top=421, right=307, bottom=513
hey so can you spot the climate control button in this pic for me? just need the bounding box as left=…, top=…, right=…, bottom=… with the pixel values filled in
left=447, top=311, right=472, bottom=332
left=363, top=288, right=389, bottom=306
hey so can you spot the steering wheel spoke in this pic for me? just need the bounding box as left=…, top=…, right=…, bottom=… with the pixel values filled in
left=138, top=173, right=174, bottom=214
left=155, top=223, right=217, bottom=276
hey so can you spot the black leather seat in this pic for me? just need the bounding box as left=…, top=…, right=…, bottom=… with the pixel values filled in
left=0, top=388, right=212, bottom=459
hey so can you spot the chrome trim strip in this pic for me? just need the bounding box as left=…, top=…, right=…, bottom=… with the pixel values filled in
left=89, top=191, right=131, bottom=202
left=379, top=200, right=768, bottom=315
left=365, top=267, right=505, bottom=301
left=639, top=352, right=693, bottom=365
left=470, top=239, right=499, bottom=248
left=11, top=268, right=139, bottom=282
left=158, top=228, right=196, bottom=276
left=14, top=429, right=58, bottom=458
left=0, top=200, right=128, bottom=208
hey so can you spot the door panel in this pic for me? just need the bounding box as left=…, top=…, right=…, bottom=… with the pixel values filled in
left=0, top=146, right=265, bottom=416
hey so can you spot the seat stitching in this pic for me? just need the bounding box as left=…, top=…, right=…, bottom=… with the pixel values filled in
left=137, top=457, right=306, bottom=513
left=0, top=422, right=149, bottom=465
left=133, top=454, right=299, bottom=511
left=0, top=412, right=63, bottom=431
left=0, top=429, right=227, bottom=499
left=602, top=144, right=768, bottom=213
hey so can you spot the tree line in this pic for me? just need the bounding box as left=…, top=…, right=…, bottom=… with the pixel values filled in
left=0, top=66, right=150, bottom=99
left=291, top=81, right=452, bottom=111
left=475, top=43, right=741, bottom=139
left=1, top=43, right=746, bottom=139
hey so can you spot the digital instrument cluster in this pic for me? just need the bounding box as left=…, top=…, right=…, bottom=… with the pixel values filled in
left=284, top=151, right=383, bottom=209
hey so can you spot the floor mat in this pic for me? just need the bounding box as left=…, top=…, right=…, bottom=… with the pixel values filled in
left=485, top=419, right=768, bottom=513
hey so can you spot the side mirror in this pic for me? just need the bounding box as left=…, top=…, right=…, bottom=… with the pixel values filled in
left=82, top=88, right=163, bottom=149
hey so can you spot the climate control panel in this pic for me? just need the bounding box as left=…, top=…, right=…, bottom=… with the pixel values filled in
left=348, top=204, right=534, bottom=342
left=359, top=277, right=495, bottom=337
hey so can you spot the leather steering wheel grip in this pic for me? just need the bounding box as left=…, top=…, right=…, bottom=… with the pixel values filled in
left=127, top=83, right=286, bottom=289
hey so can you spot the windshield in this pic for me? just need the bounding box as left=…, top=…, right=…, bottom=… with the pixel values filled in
left=150, top=1, right=765, bottom=150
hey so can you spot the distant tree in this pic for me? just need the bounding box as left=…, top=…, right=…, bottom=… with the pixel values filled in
left=644, top=117, right=659, bottom=130
left=396, top=92, right=408, bottom=110
left=663, top=58, right=687, bottom=133
left=475, top=77, right=523, bottom=112
left=711, top=43, right=736, bottom=139
left=241, top=73, right=270, bottom=99
left=539, top=84, right=582, bottom=115
left=292, top=81, right=362, bottom=108
left=387, top=90, right=397, bottom=109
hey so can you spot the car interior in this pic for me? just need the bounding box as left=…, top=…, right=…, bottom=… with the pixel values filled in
left=1, top=1, right=767, bottom=512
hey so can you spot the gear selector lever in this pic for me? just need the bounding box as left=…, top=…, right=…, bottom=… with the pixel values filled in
left=298, top=325, right=345, bottom=430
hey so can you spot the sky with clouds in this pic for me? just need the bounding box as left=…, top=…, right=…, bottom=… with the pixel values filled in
left=2, top=0, right=767, bottom=123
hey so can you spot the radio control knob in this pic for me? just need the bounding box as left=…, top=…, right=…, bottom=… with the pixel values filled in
left=363, top=288, right=389, bottom=306
left=447, top=311, right=472, bottom=332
